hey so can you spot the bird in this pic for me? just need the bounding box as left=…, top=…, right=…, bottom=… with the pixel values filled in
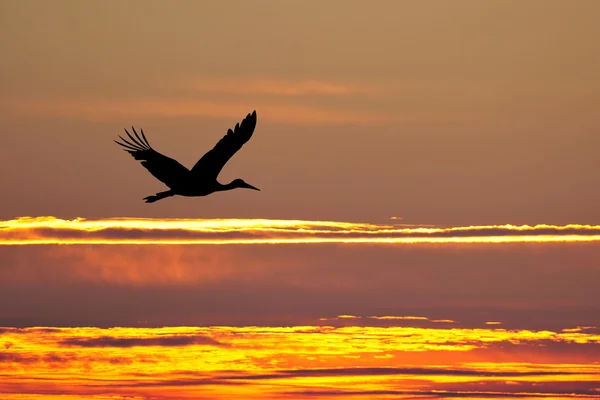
left=115, top=110, right=260, bottom=203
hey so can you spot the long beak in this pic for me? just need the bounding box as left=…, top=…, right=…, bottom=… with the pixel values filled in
left=243, top=183, right=260, bottom=191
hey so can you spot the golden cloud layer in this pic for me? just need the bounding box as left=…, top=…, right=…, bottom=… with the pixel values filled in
left=1, top=217, right=600, bottom=245
left=0, top=324, right=599, bottom=399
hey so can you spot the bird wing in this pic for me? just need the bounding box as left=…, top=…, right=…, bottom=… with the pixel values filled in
left=190, top=110, right=257, bottom=180
left=115, top=127, right=190, bottom=189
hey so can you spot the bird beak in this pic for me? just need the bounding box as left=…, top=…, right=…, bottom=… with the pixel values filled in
left=242, top=182, right=260, bottom=191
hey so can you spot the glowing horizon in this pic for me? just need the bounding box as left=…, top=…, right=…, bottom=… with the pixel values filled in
left=2, top=216, right=600, bottom=245
left=1, top=322, right=599, bottom=399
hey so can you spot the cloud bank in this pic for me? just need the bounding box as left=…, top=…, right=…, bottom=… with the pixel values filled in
left=0, top=325, right=599, bottom=399
left=2, top=217, right=600, bottom=245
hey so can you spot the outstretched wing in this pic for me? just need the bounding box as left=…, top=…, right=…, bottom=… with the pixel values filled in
left=115, top=127, right=190, bottom=189
left=191, top=110, right=257, bottom=180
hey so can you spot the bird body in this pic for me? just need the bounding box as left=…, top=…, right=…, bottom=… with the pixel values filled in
left=115, top=110, right=260, bottom=203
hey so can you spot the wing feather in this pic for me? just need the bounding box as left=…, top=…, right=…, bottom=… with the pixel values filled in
left=114, top=139, right=140, bottom=152
left=130, top=127, right=151, bottom=150
left=115, top=127, right=189, bottom=189
left=140, top=128, right=152, bottom=148
left=191, top=110, right=257, bottom=180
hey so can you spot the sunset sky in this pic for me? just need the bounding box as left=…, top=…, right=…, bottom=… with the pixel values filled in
left=1, top=0, right=599, bottom=399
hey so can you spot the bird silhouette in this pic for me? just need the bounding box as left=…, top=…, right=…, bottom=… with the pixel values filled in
left=115, top=110, right=260, bottom=203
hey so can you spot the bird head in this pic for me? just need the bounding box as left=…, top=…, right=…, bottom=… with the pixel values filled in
left=232, top=179, right=260, bottom=191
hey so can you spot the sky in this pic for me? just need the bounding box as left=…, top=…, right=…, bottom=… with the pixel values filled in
left=1, top=0, right=600, bottom=399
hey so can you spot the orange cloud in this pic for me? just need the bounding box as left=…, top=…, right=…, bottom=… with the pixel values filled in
left=1, top=216, right=600, bottom=245
left=320, top=315, right=456, bottom=324
left=369, top=316, right=429, bottom=321
left=185, top=76, right=379, bottom=97
left=0, top=244, right=310, bottom=286
left=1, top=96, right=394, bottom=126
left=336, top=315, right=361, bottom=319
left=430, top=319, right=456, bottom=323
left=0, top=325, right=598, bottom=399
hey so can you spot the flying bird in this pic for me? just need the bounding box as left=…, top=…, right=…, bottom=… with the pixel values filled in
left=115, top=110, right=260, bottom=203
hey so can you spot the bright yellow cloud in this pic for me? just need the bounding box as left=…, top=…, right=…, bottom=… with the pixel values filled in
left=1, top=217, right=600, bottom=245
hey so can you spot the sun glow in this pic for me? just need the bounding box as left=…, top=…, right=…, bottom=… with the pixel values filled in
left=1, top=217, right=600, bottom=245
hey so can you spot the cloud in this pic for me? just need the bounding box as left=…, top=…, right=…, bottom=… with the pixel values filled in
left=319, top=315, right=456, bottom=324
left=1, top=242, right=600, bottom=329
left=1, top=97, right=394, bottom=126
left=282, top=388, right=600, bottom=398
left=369, top=315, right=429, bottom=321
left=0, top=327, right=62, bottom=334
left=1, top=326, right=599, bottom=399
left=562, top=326, right=597, bottom=333
left=0, top=351, right=137, bottom=366
left=225, top=366, right=584, bottom=379
left=1, top=74, right=391, bottom=127
left=59, top=334, right=225, bottom=348
left=184, top=76, right=379, bottom=97
left=1, top=217, right=600, bottom=245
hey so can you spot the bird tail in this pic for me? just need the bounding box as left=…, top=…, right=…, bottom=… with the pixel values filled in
left=143, top=190, right=174, bottom=203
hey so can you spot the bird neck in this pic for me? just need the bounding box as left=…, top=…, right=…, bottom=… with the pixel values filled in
left=216, top=180, right=239, bottom=192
